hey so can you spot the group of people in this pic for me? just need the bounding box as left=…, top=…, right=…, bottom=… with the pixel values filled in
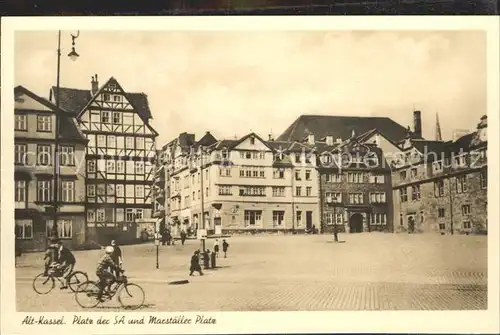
left=189, top=238, right=229, bottom=276
left=160, top=228, right=188, bottom=246
left=43, top=238, right=123, bottom=302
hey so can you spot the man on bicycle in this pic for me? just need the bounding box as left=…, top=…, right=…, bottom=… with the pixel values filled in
left=96, top=246, right=121, bottom=302
left=54, top=239, right=76, bottom=289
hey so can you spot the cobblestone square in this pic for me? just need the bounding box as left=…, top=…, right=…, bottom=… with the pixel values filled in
left=16, top=233, right=487, bottom=311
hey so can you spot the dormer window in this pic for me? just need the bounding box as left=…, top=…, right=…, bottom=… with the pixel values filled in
left=432, top=160, right=444, bottom=173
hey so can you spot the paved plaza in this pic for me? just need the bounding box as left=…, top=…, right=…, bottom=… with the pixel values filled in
left=15, top=233, right=487, bottom=311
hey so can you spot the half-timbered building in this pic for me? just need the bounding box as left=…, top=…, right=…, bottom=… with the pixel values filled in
left=50, top=75, right=158, bottom=244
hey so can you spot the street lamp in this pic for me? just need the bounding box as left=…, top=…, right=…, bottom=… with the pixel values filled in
left=199, top=146, right=206, bottom=253
left=52, top=30, right=80, bottom=239
left=332, top=195, right=339, bottom=242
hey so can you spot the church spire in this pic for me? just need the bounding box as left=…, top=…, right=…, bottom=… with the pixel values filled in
left=435, top=112, right=442, bottom=141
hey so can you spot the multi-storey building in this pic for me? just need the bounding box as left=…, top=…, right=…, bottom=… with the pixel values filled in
left=14, top=86, right=87, bottom=251
left=312, top=133, right=394, bottom=234
left=392, top=115, right=487, bottom=234
left=50, top=75, right=158, bottom=244
left=158, top=132, right=321, bottom=234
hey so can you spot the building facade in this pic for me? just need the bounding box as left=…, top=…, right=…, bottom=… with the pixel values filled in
left=157, top=132, right=321, bottom=234
left=392, top=115, right=488, bottom=234
left=50, top=75, right=158, bottom=244
left=14, top=86, right=87, bottom=251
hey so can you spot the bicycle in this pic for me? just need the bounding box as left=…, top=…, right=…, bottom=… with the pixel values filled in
left=32, top=264, right=88, bottom=294
left=74, top=270, right=145, bottom=310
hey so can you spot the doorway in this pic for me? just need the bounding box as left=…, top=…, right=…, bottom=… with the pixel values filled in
left=349, top=213, right=363, bottom=233
left=306, top=211, right=313, bottom=230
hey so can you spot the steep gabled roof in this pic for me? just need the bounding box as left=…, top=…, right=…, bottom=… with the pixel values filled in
left=14, top=85, right=87, bottom=143
left=50, top=77, right=153, bottom=121
left=277, top=114, right=421, bottom=143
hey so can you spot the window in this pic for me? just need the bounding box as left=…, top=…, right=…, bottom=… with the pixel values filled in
left=347, top=173, right=363, bottom=183
left=399, top=214, right=403, bottom=226
left=294, top=153, right=301, bottom=163
left=96, top=209, right=105, bottom=222
left=61, top=181, right=75, bottom=202
left=411, top=185, right=421, bottom=201
left=60, top=146, right=75, bottom=166
left=97, top=135, right=106, bottom=147
left=438, top=208, right=445, bottom=218
left=107, top=135, right=117, bottom=148
left=461, top=204, right=471, bottom=215
left=295, top=186, right=302, bottom=196
left=116, top=185, right=124, bottom=197
left=326, top=213, right=343, bottom=225
left=87, top=210, right=95, bottom=222
left=245, top=152, right=252, bottom=159
left=15, top=220, right=33, bottom=239
left=37, top=145, right=51, bottom=166
left=325, top=192, right=342, bottom=203
left=15, top=144, right=27, bottom=164
left=136, top=137, right=144, bottom=150
left=250, top=137, right=255, bottom=145
left=116, top=161, right=125, bottom=173
left=103, top=93, right=110, bottom=101
left=219, top=185, right=232, bottom=195
left=244, top=210, right=262, bottom=226
left=295, top=170, right=302, bottom=181
left=87, top=185, right=96, bottom=197
left=306, top=187, right=312, bottom=196
left=125, top=137, right=134, bottom=149
left=273, top=211, right=285, bottom=226
left=272, top=187, right=285, bottom=197
left=456, top=175, right=468, bottom=193
left=432, top=161, right=444, bottom=173
left=136, top=161, right=144, bottom=175
left=15, top=114, right=27, bottom=131
left=420, top=211, right=424, bottom=223
left=112, top=112, right=121, bottom=124
left=102, top=111, right=110, bottom=123
left=113, top=95, right=122, bottom=102
left=135, top=209, right=143, bottom=220
left=454, top=154, right=467, bottom=168
left=434, top=180, right=445, bottom=197
left=135, top=185, right=144, bottom=198
left=116, top=208, right=124, bottom=222
left=410, top=168, right=418, bottom=178
left=349, top=193, right=364, bottom=204
left=296, top=211, right=302, bottom=226
left=273, top=168, right=285, bottom=179
left=480, top=170, right=487, bottom=189
left=15, top=180, right=27, bottom=203
left=46, top=220, right=72, bottom=239
left=87, top=160, right=96, bottom=173
left=219, top=167, right=231, bottom=177
left=463, top=221, right=472, bottom=229
left=37, top=180, right=51, bottom=202
left=37, top=115, right=52, bottom=132
left=399, top=187, right=408, bottom=202
left=239, top=186, right=266, bottom=196
left=399, top=171, right=407, bottom=181
left=326, top=173, right=342, bottom=182
left=370, top=175, right=385, bottom=184
left=206, top=187, right=209, bottom=197
left=439, top=223, right=446, bottom=230
left=370, top=213, right=387, bottom=225
left=125, top=209, right=136, bottom=222
left=106, top=160, right=116, bottom=173
left=305, top=170, right=311, bottom=180
left=370, top=192, right=386, bottom=203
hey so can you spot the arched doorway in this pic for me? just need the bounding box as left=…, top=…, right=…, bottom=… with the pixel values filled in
left=349, top=213, right=363, bottom=233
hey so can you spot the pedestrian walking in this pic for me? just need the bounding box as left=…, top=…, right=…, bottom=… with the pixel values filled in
left=110, top=240, right=123, bottom=277
left=222, top=239, right=229, bottom=258
left=203, top=249, right=210, bottom=269
left=180, top=230, right=187, bottom=245
left=213, top=239, right=220, bottom=258
left=189, top=250, right=203, bottom=276
left=210, top=249, right=217, bottom=268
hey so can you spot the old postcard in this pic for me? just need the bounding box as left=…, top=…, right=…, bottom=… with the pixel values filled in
left=1, top=16, right=499, bottom=335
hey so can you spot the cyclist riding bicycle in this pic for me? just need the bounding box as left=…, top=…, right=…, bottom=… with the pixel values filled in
left=96, top=246, right=122, bottom=302
left=54, top=239, right=76, bottom=289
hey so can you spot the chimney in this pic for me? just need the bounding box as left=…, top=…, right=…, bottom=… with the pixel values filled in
left=91, top=74, right=99, bottom=95
left=307, top=134, right=315, bottom=145
left=413, top=110, right=422, bottom=138
left=374, top=133, right=380, bottom=147
left=335, top=137, right=342, bottom=144
left=326, top=136, right=334, bottom=146
left=268, top=134, right=274, bottom=141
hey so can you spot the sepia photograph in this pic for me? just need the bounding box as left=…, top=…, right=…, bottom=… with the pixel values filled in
left=1, top=17, right=499, bottom=334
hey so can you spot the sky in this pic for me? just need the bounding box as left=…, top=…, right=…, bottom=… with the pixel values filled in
left=14, top=30, right=486, bottom=146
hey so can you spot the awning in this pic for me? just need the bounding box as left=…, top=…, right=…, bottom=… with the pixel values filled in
left=14, top=170, right=32, bottom=181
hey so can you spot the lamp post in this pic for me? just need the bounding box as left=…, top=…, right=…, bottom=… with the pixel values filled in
left=199, top=146, right=206, bottom=253
left=332, top=195, right=339, bottom=242
left=52, top=30, right=80, bottom=238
